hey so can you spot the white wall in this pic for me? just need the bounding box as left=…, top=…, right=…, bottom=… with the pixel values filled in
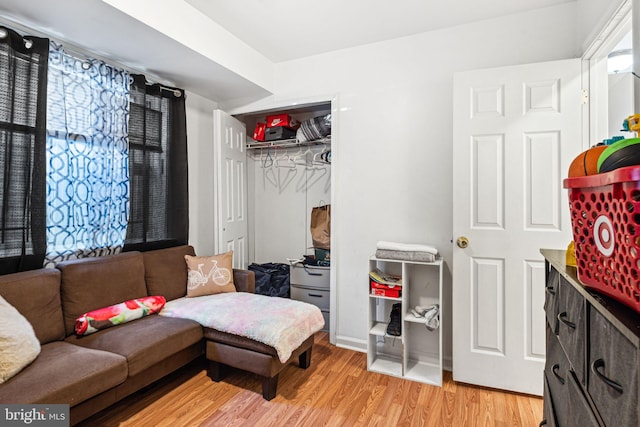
left=185, top=91, right=218, bottom=256
left=267, top=3, right=580, bottom=354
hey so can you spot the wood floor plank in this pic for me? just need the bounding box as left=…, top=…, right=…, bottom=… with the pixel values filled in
left=77, top=332, right=543, bottom=427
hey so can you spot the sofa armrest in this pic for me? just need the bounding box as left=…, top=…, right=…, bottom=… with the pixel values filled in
left=233, top=269, right=255, bottom=294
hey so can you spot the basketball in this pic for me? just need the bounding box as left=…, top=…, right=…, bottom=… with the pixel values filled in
left=598, top=138, right=640, bottom=173
left=568, top=145, right=607, bottom=177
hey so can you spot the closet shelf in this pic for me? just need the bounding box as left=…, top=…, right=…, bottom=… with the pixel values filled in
left=246, top=136, right=331, bottom=150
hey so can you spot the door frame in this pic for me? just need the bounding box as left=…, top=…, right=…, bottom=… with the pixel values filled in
left=582, top=0, right=632, bottom=148
left=226, top=94, right=340, bottom=345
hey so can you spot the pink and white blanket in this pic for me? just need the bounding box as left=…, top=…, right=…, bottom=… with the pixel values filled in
left=159, top=293, right=325, bottom=363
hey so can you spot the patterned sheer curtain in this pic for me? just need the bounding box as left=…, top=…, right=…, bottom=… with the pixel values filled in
left=44, top=42, right=130, bottom=267
left=0, top=27, right=48, bottom=274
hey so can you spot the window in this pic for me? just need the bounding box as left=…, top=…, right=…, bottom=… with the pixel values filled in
left=0, top=27, right=48, bottom=274
left=124, top=75, right=188, bottom=252
left=0, top=29, right=189, bottom=272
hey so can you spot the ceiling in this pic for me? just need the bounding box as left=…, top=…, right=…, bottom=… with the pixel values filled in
left=187, top=0, right=576, bottom=62
left=0, top=0, right=576, bottom=103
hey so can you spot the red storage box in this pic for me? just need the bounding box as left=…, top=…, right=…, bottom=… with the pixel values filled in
left=253, top=122, right=266, bottom=141
left=266, top=114, right=300, bottom=129
left=370, top=280, right=401, bottom=298
left=564, top=166, right=640, bottom=313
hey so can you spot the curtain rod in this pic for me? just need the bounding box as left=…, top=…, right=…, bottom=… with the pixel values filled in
left=0, top=15, right=180, bottom=91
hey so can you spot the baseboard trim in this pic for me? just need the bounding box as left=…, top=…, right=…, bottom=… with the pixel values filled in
left=335, top=335, right=366, bottom=353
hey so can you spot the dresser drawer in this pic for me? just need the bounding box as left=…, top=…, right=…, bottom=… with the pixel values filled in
left=542, top=373, right=558, bottom=427
left=290, top=265, right=330, bottom=289
left=588, top=306, right=638, bottom=427
left=545, top=267, right=560, bottom=334
left=545, top=328, right=570, bottom=427
left=557, top=276, right=586, bottom=384
left=291, top=285, right=330, bottom=310
left=567, top=370, right=600, bottom=427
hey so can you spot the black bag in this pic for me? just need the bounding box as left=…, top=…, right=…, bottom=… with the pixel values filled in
left=248, top=263, right=290, bottom=298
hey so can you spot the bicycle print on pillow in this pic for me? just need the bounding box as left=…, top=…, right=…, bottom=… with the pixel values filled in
left=185, top=251, right=236, bottom=297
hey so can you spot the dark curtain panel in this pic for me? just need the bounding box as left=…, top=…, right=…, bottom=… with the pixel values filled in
left=0, top=27, right=48, bottom=273
left=123, top=74, right=188, bottom=252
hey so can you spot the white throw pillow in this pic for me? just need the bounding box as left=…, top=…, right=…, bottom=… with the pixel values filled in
left=0, top=295, right=41, bottom=384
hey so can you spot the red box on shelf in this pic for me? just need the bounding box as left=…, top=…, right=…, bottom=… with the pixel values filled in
left=266, top=114, right=300, bottom=129
left=253, top=122, right=266, bottom=141
left=370, top=280, right=401, bottom=298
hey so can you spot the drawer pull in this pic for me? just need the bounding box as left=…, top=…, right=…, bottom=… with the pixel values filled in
left=551, top=363, right=565, bottom=385
left=557, top=312, right=575, bottom=329
left=302, top=265, right=322, bottom=276
left=591, top=359, right=623, bottom=394
left=308, top=293, right=323, bottom=298
left=545, top=285, right=556, bottom=296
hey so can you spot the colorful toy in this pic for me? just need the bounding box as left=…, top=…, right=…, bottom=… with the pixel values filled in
left=597, top=138, right=640, bottom=173
left=622, top=114, right=640, bottom=133
left=568, top=145, right=608, bottom=177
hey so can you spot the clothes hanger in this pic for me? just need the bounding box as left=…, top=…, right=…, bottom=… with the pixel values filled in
left=261, top=146, right=273, bottom=169
left=275, top=149, right=296, bottom=169
left=293, top=147, right=314, bottom=166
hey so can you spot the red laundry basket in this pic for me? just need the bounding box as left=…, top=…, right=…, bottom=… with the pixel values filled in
left=564, top=166, right=640, bottom=314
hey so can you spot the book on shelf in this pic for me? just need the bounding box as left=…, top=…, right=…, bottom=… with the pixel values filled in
left=369, top=268, right=402, bottom=286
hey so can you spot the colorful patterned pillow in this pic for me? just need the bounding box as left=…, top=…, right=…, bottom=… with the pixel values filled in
left=185, top=251, right=236, bottom=297
left=75, top=295, right=166, bottom=336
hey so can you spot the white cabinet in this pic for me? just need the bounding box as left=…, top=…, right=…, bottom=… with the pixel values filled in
left=290, top=264, right=330, bottom=332
left=367, top=256, right=443, bottom=386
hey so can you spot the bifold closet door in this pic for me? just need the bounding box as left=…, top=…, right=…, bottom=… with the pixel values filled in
left=213, top=109, right=248, bottom=269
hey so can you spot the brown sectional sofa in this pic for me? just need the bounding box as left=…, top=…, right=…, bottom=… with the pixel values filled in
left=0, top=245, right=314, bottom=425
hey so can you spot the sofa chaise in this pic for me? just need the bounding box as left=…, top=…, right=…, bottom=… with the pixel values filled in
left=0, top=245, right=319, bottom=425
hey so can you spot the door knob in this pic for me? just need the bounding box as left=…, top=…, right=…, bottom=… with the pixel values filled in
left=457, top=236, right=469, bottom=248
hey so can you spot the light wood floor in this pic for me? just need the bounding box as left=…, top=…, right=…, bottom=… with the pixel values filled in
left=79, top=332, right=542, bottom=426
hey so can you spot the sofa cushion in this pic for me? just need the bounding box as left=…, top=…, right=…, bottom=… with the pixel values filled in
left=0, top=341, right=127, bottom=405
left=185, top=252, right=236, bottom=297
left=57, top=252, right=147, bottom=336
left=75, top=296, right=166, bottom=336
left=203, top=327, right=277, bottom=356
left=143, top=245, right=195, bottom=301
left=0, top=268, right=65, bottom=344
left=0, top=296, right=41, bottom=384
left=65, top=315, right=202, bottom=376
left=232, top=269, right=256, bottom=294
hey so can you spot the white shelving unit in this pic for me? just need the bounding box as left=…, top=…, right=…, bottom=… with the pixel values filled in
left=367, top=256, right=443, bottom=386
left=246, top=136, right=331, bottom=150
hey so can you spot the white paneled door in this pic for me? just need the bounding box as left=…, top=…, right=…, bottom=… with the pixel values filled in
left=213, top=109, right=248, bottom=269
left=452, top=59, right=582, bottom=395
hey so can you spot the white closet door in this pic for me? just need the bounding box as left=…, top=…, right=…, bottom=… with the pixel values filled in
left=213, top=109, right=248, bottom=269
left=452, top=59, right=582, bottom=395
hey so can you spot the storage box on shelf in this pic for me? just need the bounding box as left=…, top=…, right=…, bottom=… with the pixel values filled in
left=367, top=256, right=443, bottom=386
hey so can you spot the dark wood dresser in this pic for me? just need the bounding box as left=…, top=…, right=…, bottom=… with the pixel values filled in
left=541, top=249, right=640, bottom=427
